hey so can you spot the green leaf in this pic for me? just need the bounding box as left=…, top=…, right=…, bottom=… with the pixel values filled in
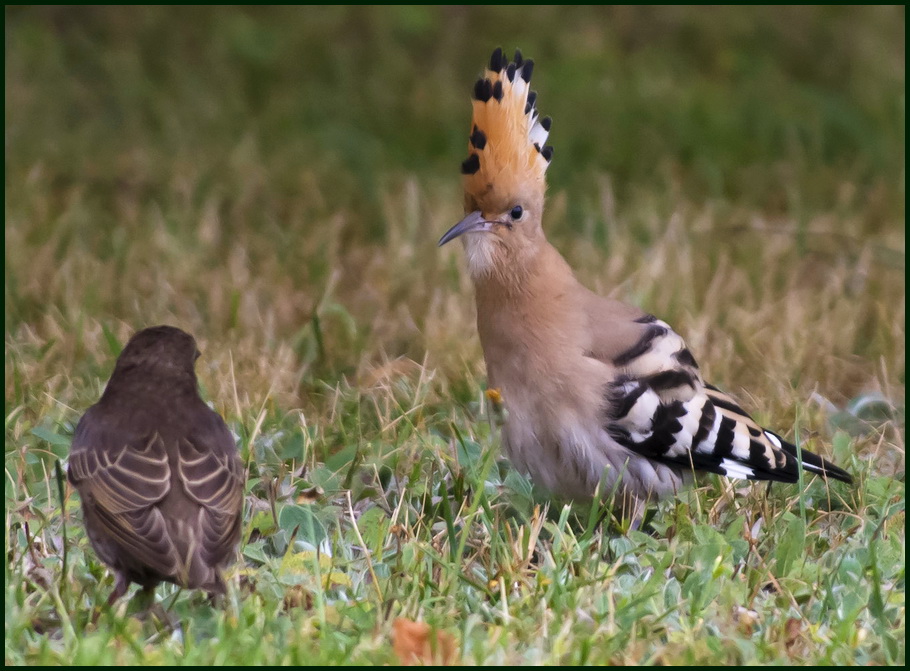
left=774, top=515, right=806, bottom=577
left=249, top=510, right=277, bottom=535
left=351, top=506, right=387, bottom=553
left=243, top=542, right=268, bottom=564
left=278, top=503, right=326, bottom=545
left=455, top=436, right=483, bottom=473
left=31, top=426, right=71, bottom=448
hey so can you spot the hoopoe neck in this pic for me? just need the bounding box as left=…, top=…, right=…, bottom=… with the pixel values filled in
left=474, top=241, right=586, bottom=368
left=473, top=239, right=576, bottom=303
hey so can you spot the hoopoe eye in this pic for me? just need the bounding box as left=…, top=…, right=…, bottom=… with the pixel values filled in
left=510, top=206, right=523, bottom=220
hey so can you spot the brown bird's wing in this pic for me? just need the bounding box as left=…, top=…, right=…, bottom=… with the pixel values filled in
left=67, top=407, right=182, bottom=577
left=590, top=311, right=852, bottom=484
left=177, top=410, right=245, bottom=567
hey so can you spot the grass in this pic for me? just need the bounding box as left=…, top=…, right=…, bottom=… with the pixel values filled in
left=5, top=6, right=905, bottom=665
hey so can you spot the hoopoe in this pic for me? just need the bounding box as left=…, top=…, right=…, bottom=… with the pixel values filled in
left=68, top=326, right=245, bottom=607
left=439, top=48, right=852, bottom=510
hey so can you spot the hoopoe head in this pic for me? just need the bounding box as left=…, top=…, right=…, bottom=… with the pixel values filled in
left=439, top=48, right=553, bottom=279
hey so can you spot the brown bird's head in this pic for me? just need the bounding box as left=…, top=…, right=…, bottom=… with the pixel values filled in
left=439, top=48, right=553, bottom=280
left=108, top=325, right=201, bottom=389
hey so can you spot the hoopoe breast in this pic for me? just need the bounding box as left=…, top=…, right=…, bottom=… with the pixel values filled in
left=479, top=300, right=689, bottom=500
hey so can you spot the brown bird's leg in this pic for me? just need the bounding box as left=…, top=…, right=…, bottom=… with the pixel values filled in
left=142, top=586, right=179, bottom=632
left=137, top=583, right=157, bottom=606
left=206, top=573, right=228, bottom=608
left=107, top=574, right=131, bottom=606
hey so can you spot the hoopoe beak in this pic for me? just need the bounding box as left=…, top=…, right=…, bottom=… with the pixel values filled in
left=438, top=210, right=493, bottom=246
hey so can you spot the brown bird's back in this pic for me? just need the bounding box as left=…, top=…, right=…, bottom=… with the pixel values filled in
left=68, top=325, right=244, bottom=605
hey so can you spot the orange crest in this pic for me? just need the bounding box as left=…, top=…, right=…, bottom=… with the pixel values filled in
left=462, top=48, right=553, bottom=202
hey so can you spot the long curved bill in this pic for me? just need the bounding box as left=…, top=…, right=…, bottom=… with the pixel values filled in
left=438, top=210, right=491, bottom=247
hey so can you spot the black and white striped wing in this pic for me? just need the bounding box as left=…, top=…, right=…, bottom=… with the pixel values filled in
left=601, top=315, right=852, bottom=484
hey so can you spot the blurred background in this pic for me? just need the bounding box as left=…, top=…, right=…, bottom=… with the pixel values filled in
left=5, top=5, right=904, bottom=415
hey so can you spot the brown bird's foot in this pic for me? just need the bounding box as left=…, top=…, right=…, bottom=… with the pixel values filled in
left=134, top=586, right=183, bottom=636
left=147, top=601, right=181, bottom=634
left=207, top=591, right=228, bottom=609
left=204, top=573, right=229, bottom=608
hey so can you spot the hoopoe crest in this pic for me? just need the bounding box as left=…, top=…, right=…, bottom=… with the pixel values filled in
left=439, top=48, right=553, bottom=280
left=439, top=48, right=852, bottom=506
left=461, top=47, right=552, bottom=201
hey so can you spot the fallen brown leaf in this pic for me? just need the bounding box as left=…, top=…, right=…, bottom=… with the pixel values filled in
left=785, top=617, right=802, bottom=653
left=392, top=617, right=457, bottom=666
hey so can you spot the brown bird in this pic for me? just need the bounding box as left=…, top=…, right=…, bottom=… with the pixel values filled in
left=68, top=325, right=245, bottom=607
left=439, top=48, right=851, bottom=513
